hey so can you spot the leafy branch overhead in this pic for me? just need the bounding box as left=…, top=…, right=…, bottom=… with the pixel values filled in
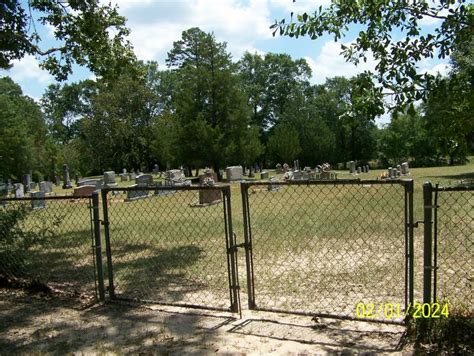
left=271, top=0, right=473, bottom=108
left=1, top=0, right=137, bottom=80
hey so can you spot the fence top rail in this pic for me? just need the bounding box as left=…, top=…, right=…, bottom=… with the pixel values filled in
left=0, top=195, right=91, bottom=202
left=102, top=184, right=231, bottom=193
left=240, top=179, right=413, bottom=188
left=432, top=185, right=474, bottom=192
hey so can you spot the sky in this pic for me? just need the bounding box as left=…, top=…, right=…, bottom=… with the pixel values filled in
left=1, top=0, right=450, bottom=123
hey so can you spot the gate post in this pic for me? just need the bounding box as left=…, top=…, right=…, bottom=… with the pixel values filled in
left=406, top=180, right=415, bottom=306
left=92, top=192, right=105, bottom=301
left=241, top=182, right=256, bottom=309
left=423, top=182, right=433, bottom=304
left=101, top=189, right=115, bottom=299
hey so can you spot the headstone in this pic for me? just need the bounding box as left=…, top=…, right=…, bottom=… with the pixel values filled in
left=391, top=167, right=398, bottom=178
left=347, top=162, right=353, bottom=174
left=304, top=166, right=312, bottom=172
left=248, top=168, right=255, bottom=178
left=293, top=170, right=303, bottom=180
left=39, top=181, right=53, bottom=194
left=302, top=171, right=310, bottom=180
left=152, top=164, right=159, bottom=174
left=78, top=178, right=101, bottom=188
left=260, top=171, right=269, bottom=180
left=31, top=191, right=45, bottom=210
left=129, top=172, right=136, bottom=181
left=282, top=163, right=290, bottom=172
left=225, top=166, right=243, bottom=182
left=103, top=171, right=116, bottom=187
left=120, top=173, right=128, bottom=182
left=165, top=170, right=184, bottom=182
left=29, top=182, right=37, bottom=191
left=126, top=184, right=149, bottom=201
left=357, top=166, right=362, bottom=174
left=22, top=174, right=31, bottom=193
left=55, top=176, right=61, bottom=186
left=122, top=168, right=127, bottom=174
left=14, top=183, right=24, bottom=198
left=73, top=185, right=96, bottom=197
left=401, top=162, right=409, bottom=175
left=275, top=163, right=282, bottom=174
left=198, top=169, right=221, bottom=204
left=136, top=174, right=153, bottom=186
left=62, top=164, right=72, bottom=189
left=267, top=176, right=280, bottom=192
left=388, top=167, right=392, bottom=177
left=366, top=165, right=370, bottom=173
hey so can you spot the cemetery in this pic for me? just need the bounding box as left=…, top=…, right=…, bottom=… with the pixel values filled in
left=0, top=0, right=472, bottom=354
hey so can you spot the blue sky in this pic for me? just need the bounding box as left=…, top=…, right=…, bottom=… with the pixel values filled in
left=1, top=0, right=450, bottom=123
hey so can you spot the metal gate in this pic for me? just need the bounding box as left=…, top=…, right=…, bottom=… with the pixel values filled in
left=422, top=183, right=473, bottom=312
left=100, top=185, right=240, bottom=312
left=240, top=180, right=414, bottom=322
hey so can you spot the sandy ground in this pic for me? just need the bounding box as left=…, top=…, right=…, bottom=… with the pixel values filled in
left=0, top=287, right=412, bottom=355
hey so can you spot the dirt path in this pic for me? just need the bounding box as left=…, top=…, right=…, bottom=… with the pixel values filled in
left=0, top=288, right=411, bottom=354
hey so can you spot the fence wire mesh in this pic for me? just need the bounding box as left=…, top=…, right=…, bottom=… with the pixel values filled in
left=102, top=186, right=236, bottom=311
left=0, top=197, right=97, bottom=297
left=242, top=181, right=411, bottom=321
left=434, top=187, right=473, bottom=312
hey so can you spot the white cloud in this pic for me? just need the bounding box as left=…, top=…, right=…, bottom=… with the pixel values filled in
left=305, top=40, right=377, bottom=84
left=270, top=0, right=330, bottom=13
left=421, top=63, right=451, bottom=77
left=107, top=0, right=272, bottom=64
left=0, top=55, right=53, bottom=85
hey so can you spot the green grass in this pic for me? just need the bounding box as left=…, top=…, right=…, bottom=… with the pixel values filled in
left=1, top=161, right=472, bottom=317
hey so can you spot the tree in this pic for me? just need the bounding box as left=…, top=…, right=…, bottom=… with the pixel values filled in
left=1, top=0, right=136, bottom=80
left=266, top=123, right=301, bottom=164
left=272, top=0, right=473, bottom=108
left=0, top=76, right=50, bottom=181
left=167, top=28, right=262, bottom=175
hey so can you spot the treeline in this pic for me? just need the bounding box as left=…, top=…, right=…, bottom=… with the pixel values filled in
left=1, top=27, right=472, bottom=181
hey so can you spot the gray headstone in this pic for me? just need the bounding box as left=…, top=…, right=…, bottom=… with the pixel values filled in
left=120, top=173, right=128, bottom=182
left=267, top=177, right=280, bottom=192
left=22, top=174, right=31, bottom=193
left=225, top=166, right=243, bottom=182
left=14, top=183, right=24, bottom=198
left=135, top=174, right=153, bottom=186
left=348, top=161, right=356, bottom=174
left=401, top=162, right=409, bottom=175
left=275, top=163, right=282, bottom=174
left=129, top=172, right=136, bottom=180
left=39, top=181, right=53, bottom=194
left=62, top=164, right=72, bottom=189
left=31, top=191, right=45, bottom=210
left=55, top=176, right=61, bottom=186
left=78, top=179, right=101, bottom=188
left=122, top=168, right=127, bottom=174
left=293, top=171, right=303, bottom=180
left=357, top=166, right=362, bottom=174
left=29, top=182, right=37, bottom=191
left=152, top=164, right=159, bottom=174
left=103, top=171, right=116, bottom=186
left=260, top=171, right=269, bottom=180
left=366, top=165, right=370, bottom=173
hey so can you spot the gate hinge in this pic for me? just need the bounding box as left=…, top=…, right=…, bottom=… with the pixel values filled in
left=409, top=220, right=425, bottom=228
left=228, top=243, right=247, bottom=254
left=424, top=205, right=440, bottom=209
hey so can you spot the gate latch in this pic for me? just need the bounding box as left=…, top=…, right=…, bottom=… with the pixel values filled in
left=410, top=220, right=425, bottom=228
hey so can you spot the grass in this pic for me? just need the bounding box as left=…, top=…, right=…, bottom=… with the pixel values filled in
left=0, top=160, right=472, bottom=318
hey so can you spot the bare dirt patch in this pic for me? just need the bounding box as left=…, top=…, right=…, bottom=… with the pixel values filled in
left=0, top=286, right=411, bottom=354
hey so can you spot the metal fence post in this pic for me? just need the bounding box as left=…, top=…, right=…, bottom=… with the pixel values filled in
left=92, top=192, right=105, bottom=301
left=406, top=180, right=415, bottom=306
left=241, top=182, right=256, bottom=309
left=423, top=182, right=433, bottom=304
left=101, top=189, right=115, bottom=299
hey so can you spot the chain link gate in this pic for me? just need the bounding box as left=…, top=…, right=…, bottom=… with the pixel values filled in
left=422, top=183, right=473, bottom=312
left=100, top=185, right=240, bottom=313
left=240, top=180, right=414, bottom=322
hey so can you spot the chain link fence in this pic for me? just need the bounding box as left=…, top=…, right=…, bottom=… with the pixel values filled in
left=0, top=196, right=97, bottom=297
left=101, top=186, right=239, bottom=312
left=433, top=186, right=473, bottom=312
left=241, top=180, right=414, bottom=321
